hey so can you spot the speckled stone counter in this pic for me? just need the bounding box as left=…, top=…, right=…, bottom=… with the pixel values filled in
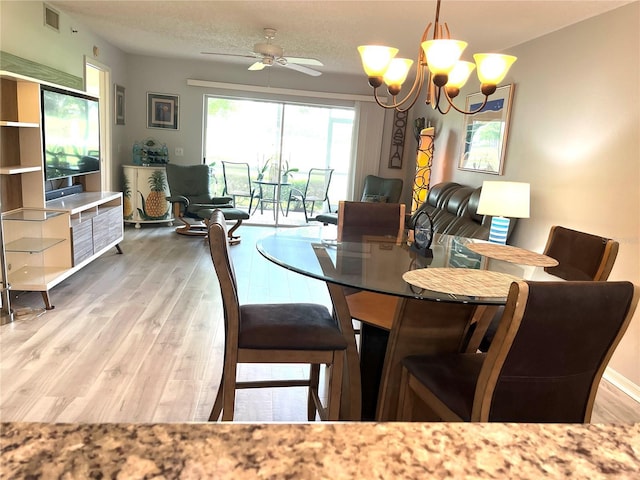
left=1, top=422, right=639, bottom=479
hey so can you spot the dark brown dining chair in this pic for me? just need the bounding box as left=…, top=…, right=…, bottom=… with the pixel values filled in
left=542, top=225, right=619, bottom=281
left=475, top=225, right=620, bottom=352
left=207, top=209, right=347, bottom=421
left=337, top=200, right=406, bottom=244
left=397, top=280, right=638, bottom=423
left=336, top=201, right=406, bottom=365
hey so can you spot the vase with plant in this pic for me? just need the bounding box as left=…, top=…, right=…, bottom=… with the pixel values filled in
left=280, top=160, right=299, bottom=184
left=256, top=158, right=270, bottom=181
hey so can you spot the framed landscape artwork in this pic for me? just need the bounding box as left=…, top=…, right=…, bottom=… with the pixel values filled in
left=114, top=84, right=125, bottom=125
left=458, top=84, right=515, bottom=175
left=147, top=92, right=179, bottom=130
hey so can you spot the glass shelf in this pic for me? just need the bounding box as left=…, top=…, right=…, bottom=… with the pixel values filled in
left=4, top=237, right=66, bottom=253
left=2, top=210, right=63, bottom=222
left=6, top=265, right=69, bottom=290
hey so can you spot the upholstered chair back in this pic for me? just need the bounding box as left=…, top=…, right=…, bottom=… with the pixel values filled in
left=543, top=226, right=619, bottom=281
left=207, top=210, right=240, bottom=338
left=361, top=175, right=404, bottom=204
left=337, top=201, right=405, bottom=244
left=165, top=163, right=212, bottom=204
left=479, top=280, right=637, bottom=422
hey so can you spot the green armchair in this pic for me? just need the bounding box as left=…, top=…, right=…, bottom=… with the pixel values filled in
left=165, top=163, right=249, bottom=244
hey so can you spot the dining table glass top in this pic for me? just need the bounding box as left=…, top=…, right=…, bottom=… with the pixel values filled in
left=256, top=227, right=545, bottom=305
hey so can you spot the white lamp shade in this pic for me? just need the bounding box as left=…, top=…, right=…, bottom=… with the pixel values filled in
left=357, top=45, right=398, bottom=77
left=421, top=39, right=467, bottom=75
left=476, top=181, right=530, bottom=218
left=446, top=61, right=476, bottom=89
left=383, top=58, right=413, bottom=89
left=473, top=54, right=517, bottom=85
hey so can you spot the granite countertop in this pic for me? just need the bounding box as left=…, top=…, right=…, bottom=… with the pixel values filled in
left=1, top=422, right=639, bottom=479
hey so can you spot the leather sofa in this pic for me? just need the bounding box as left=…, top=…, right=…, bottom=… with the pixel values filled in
left=409, top=182, right=516, bottom=241
left=320, top=180, right=516, bottom=243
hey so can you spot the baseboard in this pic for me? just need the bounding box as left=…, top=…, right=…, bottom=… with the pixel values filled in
left=603, top=367, right=640, bottom=404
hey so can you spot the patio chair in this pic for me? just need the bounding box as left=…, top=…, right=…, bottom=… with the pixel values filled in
left=285, top=168, right=334, bottom=222
left=221, top=161, right=260, bottom=213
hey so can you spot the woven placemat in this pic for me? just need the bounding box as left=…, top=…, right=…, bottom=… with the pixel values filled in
left=402, top=268, right=521, bottom=297
left=466, top=243, right=559, bottom=267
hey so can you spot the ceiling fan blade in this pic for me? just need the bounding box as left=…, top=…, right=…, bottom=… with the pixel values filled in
left=284, top=57, right=323, bottom=66
left=201, top=52, right=257, bottom=59
left=280, top=62, right=322, bottom=77
left=248, top=61, right=266, bottom=71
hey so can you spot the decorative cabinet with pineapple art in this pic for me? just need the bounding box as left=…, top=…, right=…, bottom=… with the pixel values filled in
left=122, top=165, right=173, bottom=228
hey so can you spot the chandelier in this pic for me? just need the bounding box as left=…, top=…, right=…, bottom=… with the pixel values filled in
left=357, top=0, right=517, bottom=114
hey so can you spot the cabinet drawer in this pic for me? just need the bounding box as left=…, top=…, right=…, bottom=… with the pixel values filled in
left=71, top=220, right=93, bottom=266
left=93, top=207, right=123, bottom=252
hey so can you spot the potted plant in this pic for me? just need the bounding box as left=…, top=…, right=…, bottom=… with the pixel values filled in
left=280, top=160, right=299, bottom=184
left=256, top=158, right=270, bottom=181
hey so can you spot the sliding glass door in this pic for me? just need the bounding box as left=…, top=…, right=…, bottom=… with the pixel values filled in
left=204, top=97, right=354, bottom=226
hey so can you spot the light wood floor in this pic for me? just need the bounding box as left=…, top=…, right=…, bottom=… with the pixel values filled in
left=1, top=224, right=639, bottom=423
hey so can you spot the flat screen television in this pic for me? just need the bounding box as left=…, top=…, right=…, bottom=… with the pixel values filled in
left=41, top=85, right=101, bottom=182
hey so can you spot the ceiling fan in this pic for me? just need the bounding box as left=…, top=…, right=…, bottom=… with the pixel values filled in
left=202, top=28, right=323, bottom=77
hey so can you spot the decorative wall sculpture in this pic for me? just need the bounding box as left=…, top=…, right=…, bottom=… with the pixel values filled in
left=411, top=126, right=435, bottom=215
left=388, top=109, right=408, bottom=169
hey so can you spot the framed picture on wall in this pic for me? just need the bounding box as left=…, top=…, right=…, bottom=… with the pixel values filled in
left=114, top=84, right=125, bottom=125
left=458, top=84, right=515, bottom=175
left=147, top=92, right=179, bottom=130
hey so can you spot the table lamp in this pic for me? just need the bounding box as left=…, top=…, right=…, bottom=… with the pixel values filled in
left=477, top=181, right=530, bottom=244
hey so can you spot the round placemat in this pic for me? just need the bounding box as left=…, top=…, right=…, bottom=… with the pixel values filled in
left=402, top=268, right=521, bottom=297
left=466, top=243, right=559, bottom=267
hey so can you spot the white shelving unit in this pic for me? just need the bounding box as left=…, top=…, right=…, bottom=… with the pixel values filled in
left=1, top=71, right=123, bottom=314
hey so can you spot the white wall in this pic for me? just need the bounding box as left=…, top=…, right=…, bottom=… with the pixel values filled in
left=416, top=2, right=640, bottom=388
left=0, top=0, right=130, bottom=191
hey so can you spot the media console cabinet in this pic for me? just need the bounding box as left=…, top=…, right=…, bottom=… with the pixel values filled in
left=1, top=71, right=123, bottom=317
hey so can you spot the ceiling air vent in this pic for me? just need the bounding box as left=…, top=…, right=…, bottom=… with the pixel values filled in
left=43, top=4, right=60, bottom=32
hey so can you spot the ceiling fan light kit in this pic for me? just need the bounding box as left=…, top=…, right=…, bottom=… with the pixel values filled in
left=357, top=0, right=517, bottom=114
left=202, top=27, right=323, bottom=77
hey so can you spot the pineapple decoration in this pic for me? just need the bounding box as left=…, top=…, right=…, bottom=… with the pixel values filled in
left=122, top=174, right=134, bottom=220
left=137, top=170, right=170, bottom=220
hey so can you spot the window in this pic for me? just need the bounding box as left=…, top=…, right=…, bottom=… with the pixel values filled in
left=204, top=97, right=354, bottom=225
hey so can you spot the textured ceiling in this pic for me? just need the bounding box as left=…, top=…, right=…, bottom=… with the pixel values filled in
left=50, top=0, right=632, bottom=77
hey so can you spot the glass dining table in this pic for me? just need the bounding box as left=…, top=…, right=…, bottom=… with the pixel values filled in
left=256, top=227, right=555, bottom=420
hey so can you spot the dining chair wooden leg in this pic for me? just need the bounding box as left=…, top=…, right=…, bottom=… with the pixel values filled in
left=308, top=363, right=321, bottom=421
left=327, top=351, right=345, bottom=420
left=396, top=365, right=413, bottom=421
left=221, top=362, right=238, bottom=421
left=209, top=381, right=224, bottom=421
left=326, top=282, right=362, bottom=421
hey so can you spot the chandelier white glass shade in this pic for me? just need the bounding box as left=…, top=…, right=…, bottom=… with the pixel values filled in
left=357, top=0, right=517, bottom=114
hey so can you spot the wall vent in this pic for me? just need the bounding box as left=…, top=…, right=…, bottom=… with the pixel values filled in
left=43, top=4, right=60, bottom=32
